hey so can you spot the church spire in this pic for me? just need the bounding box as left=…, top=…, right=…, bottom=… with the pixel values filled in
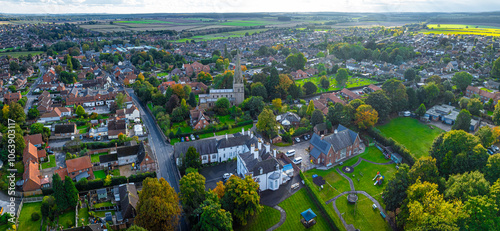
left=233, top=50, right=243, bottom=84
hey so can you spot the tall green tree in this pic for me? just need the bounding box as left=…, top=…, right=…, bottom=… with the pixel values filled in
left=64, top=176, right=79, bottom=208
left=311, top=109, right=324, bottom=126
left=135, top=178, right=181, bottom=231
left=491, top=57, right=500, bottom=78
left=404, top=68, right=417, bottom=82
left=188, top=92, right=197, bottom=108
left=444, top=171, right=490, bottom=202
left=382, top=164, right=410, bottom=211
left=484, top=155, right=500, bottom=184
left=452, top=109, right=471, bottom=131
left=180, top=172, right=206, bottom=223
left=256, top=108, right=278, bottom=139
left=306, top=100, right=315, bottom=116
left=461, top=195, right=500, bottom=231
left=335, top=68, right=349, bottom=87
left=302, top=82, right=317, bottom=95
left=408, top=157, right=440, bottom=185
left=221, top=175, right=262, bottom=226
left=382, top=79, right=408, bottom=112
left=250, top=82, right=267, bottom=99
left=365, top=90, right=391, bottom=120
left=493, top=101, right=500, bottom=125
left=415, top=103, right=426, bottom=117
left=75, top=105, right=86, bottom=117
left=475, top=126, right=495, bottom=148
left=181, top=147, right=202, bottom=173
left=467, top=98, right=483, bottom=116
left=195, top=191, right=233, bottom=231
left=452, top=71, right=473, bottom=91
left=52, top=174, right=68, bottom=212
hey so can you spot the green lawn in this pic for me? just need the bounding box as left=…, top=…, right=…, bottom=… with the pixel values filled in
left=41, top=155, right=56, bottom=169
left=171, top=121, right=193, bottom=134
left=18, top=202, right=42, bottom=231
left=94, top=170, right=106, bottom=179
left=169, top=123, right=253, bottom=145
left=94, top=210, right=115, bottom=217
left=78, top=207, right=89, bottom=227
left=480, top=87, right=493, bottom=92
left=304, top=168, right=352, bottom=202
left=236, top=205, right=280, bottom=231
left=295, top=76, right=378, bottom=93
left=90, top=152, right=108, bottom=163
left=94, top=202, right=115, bottom=209
left=377, top=117, right=444, bottom=159
left=58, top=210, right=76, bottom=229
left=277, top=189, right=331, bottom=231
left=217, top=115, right=236, bottom=126
left=335, top=194, right=391, bottom=231
left=0, top=51, right=43, bottom=58
left=111, top=168, right=120, bottom=176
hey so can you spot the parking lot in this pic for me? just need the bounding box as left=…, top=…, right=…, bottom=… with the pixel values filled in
left=272, top=136, right=314, bottom=171
left=199, top=161, right=237, bottom=190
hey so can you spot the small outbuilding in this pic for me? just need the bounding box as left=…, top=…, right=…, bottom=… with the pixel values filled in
left=300, top=208, right=317, bottom=228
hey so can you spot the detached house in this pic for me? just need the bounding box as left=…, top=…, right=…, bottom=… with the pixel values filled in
left=309, top=125, right=361, bottom=167
left=190, top=108, right=210, bottom=130
left=66, top=156, right=94, bottom=181
left=108, top=119, right=127, bottom=139
left=54, top=123, right=78, bottom=138
left=3, top=91, right=21, bottom=105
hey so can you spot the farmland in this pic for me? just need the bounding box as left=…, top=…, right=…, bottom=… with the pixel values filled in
left=420, top=24, right=500, bottom=36
left=171, top=29, right=269, bottom=42
left=0, top=51, right=43, bottom=58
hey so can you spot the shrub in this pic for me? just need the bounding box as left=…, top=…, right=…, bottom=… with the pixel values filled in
left=31, top=212, right=40, bottom=221
left=66, top=220, right=73, bottom=227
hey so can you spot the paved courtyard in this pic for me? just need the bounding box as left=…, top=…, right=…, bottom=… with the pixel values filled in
left=199, top=161, right=237, bottom=190
left=272, top=140, right=313, bottom=171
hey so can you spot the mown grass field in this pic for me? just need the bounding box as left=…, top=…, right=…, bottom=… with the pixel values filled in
left=277, top=189, right=331, bottom=231
left=171, top=29, right=268, bottom=42
left=420, top=24, right=500, bottom=36
left=41, top=155, right=56, bottom=169
left=335, top=194, right=391, bottom=231
left=377, top=117, right=444, bottom=159
left=18, top=202, right=42, bottom=231
left=114, top=20, right=179, bottom=24
left=0, top=51, right=43, bottom=58
left=295, top=75, right=378, bottom=93
left=236, top=205, right=280, bottom=231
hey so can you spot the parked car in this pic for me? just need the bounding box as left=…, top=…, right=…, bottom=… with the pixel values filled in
left=303, top=135, right=308, bottom=141
left=181, top=137, right=185, bottom=142
left=286, top=150, right=296, bottom=157
left=404, top=111, right=411, bottom=117
left=46, top=149, right=54, bottom=154
left=293, top=157, right=303, bottom=165
left=195, top=134, right=200, bottom=140
left=491, top=145, right=499, bottom=152
left=223, top=173, right=233, bottom=182
left=295, top=137, right=301, bottom=143
left=487, top=148, right=495, bottom=155
left=185, top=136, right=190, bottom=141
left=190, top=134, right=196, bottom=141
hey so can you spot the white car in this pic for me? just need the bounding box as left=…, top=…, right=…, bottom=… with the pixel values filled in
left=293, top=157, right=302, bottom=165
left=286, top=150, right=296, bottom=157
left=223, top=173, right=233, bottom=182
left=295, top=137, right=301, bottom=143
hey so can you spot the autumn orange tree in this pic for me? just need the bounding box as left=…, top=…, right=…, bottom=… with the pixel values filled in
left=355, top=104, right=378, bottom=129
left=197, top=71, right=213, bottom=84
left=135, top=178, right=181, bottom=231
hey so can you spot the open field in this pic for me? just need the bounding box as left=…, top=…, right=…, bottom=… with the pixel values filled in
left=115, top=20, right=179, bottom=24
left=0, top=51, right=43, bottom=58
left=171, top=28, right=268, bottom=42
left=377, top=117, right=444, bottom=159
left=420, top=24, right=500, bottom=36
left=277, top=188, right=331, bottom=231
left=236, top=205, right=280, bottom=231
left=335, top=194, right=391, bottom=231
left=295, top=75, right=379, bottom=93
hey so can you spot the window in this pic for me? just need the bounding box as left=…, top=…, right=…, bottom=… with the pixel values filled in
left=340, top=149, right=346, bottom=159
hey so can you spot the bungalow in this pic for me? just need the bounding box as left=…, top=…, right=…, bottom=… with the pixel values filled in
left=309, top=125, right=361, bottom=167
left=190, top=108, right=210, bottom=130
left=38, top=107, right=72, bottom=123
left=116, top=141, right=144, bottom=166
left=116, top=105, right=140, bottom=121
left=99, top=154, right=119, bottom=168
left=276, top=112, right=301, bottom=127
left=66, top=156, right=94, bottom=181
left=137, top=146, right=156, bottom=173
left=340, top=88, right=361, bottom=101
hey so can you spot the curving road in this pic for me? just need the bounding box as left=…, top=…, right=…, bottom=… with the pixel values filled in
left=125, top=88, right=180, bottom=192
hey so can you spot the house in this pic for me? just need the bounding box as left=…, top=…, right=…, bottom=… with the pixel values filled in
left=367, top=84, right=382, bottom=93
left=174, top=138, right=218, bottom=165
left=184, top=61, right=210, bottom=77
left=117, top=183, right=139, bottom=224
left=133, top=124, right=144, bottom=136
left=116, top=141, right=144, bottom=166
left=23, top=142, right=41, bottom=164
left=99, top=154, right=119, bottom=168
left=313, top=123, right=328, bottom=135
left=465, top=85, right=500, bottom=104
left=96, top=188, right=107, bottom=200
left=236, top=138, right=286, bottom=191
left=89, top=125, right=108, bottom=139
left=3, top=91, right=21, bottom=104
left=340, top=88, right=361, bottom=101
left=312, top=99, right=328, bottom=115
left=54, top=123, right=78, bottom=137
left=425, top=104, right=455, bottom=121
left=321, top=93, right=345, bottom=105
left=38, top=107, right=72, bottom=123
left=137, top=146, right=156, bottom=173
left=290, top=69, right=308, bottom=79
left=23, top=161, right=41, bottom=192
left=23, top=134, right=44, bottom=148
left=308, top=125, right=361, bottom=167
left=66, top=156, right=94, bottom=181
left=276, top=112, right=301, bottom=127
left=108, top=119, right=127, bottom=139
left=186, top=82, right=208, bottom=94
left=116, top=105, right=140, bottom=121
left=189, top=108, right=210, bottom=130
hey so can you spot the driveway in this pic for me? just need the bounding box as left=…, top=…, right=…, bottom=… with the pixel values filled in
left=272, top=140, right=313, bottom=171
left=55, top=151, right=67, bottom=168
left=199, top=161, right=237, bottom=190
left=428, top=120, right=452, bottom=132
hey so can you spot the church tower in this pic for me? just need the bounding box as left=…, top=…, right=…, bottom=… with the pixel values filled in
left=233, top=51, right=245, bottom=105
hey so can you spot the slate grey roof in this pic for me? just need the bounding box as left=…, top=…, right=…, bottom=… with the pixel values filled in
left=278, top=112, right=301, bottom=123
left=324, top=130, right=358, bottom=152
left=173, top=138, right=217, bottom=159
left=54, top=124, right=76, bottom=134
left=116, top=143, right=143, bottom=158
left=309, top=124, right=359, bottom=156
left=119, top=183, right=138, bottom=220
left=99, top=154, right=118, bottom=163
left=217, top=135, right=251, bottom=149
left=309, top=133, right=332, bottom=157
left=251, top=158, right=282, bottom=176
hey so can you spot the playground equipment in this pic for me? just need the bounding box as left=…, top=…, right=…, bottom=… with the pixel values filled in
left=372, top=171, right=385, bottom=185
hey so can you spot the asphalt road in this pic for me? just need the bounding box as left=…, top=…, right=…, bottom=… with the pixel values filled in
left=125, top=88, right=180, bottom=192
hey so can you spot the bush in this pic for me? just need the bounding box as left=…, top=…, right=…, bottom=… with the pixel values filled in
left=42, top=187, right=54, bottom=195
left=31, top=212, right=40, bottom=221
left=66, top=220, right=73, bottom=227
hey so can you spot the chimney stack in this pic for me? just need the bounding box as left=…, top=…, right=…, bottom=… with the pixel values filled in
left=321, top=135, right=325, bottom=140
left=226, top=133, right=228, bottom=140
left=251, top=144, right=259, bottom=159
left=273, top=148, right=277, bottom=158
left=242, top=128, right=244, bottom=134
left=334, top=129, right=338, bottom=134
left=264, top=142, right=270, bottom=154
left=257, top=139, right=262, bottom=150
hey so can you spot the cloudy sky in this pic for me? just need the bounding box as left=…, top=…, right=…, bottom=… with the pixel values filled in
left=0, top=0, right=499, bottom=14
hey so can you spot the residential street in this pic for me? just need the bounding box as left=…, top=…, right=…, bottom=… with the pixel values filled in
left=125, top=88, right=180, bottom=192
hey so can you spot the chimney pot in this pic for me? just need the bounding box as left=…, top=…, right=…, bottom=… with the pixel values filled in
left=321, top=135, right=325, bottom=140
